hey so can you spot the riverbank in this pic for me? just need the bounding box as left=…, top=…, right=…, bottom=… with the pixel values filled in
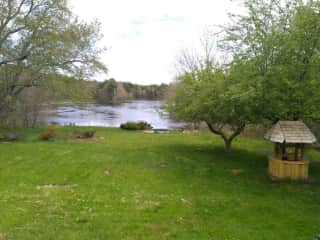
left=0, top=127, right=319, bottom=239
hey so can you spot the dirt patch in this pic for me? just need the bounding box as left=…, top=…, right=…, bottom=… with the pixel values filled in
left=71, top=136, right=106, bottom=142
left=159, top=162, right=168, bottom=168
left=65, top=137, right=99, bottom=143
left=231, top=169, right=243, bottom=175
left=136, top=200, right=161, bottom=210
left=74, top=137, right=97, bottom=142
left=180, top=198, right=192, bottom=205
left=36, top=184, right=78, bottom=190
left=182, top=130, right=200, bottom=134
left=0, top=233, right=7, bottom=240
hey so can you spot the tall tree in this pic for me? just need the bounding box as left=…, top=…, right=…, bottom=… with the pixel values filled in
left=95, top=78, right=118, bottom=103
left=166, top=37, right=258, bottom=153
left=221, top=0, right=320, bottom=122
left=0, top=0, right=107, bottom=121
left=167, top=0, right=320, bottom=152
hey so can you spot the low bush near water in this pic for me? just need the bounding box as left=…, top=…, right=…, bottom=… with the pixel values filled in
left=76, top=130, right=96, bottom=139
left=0, top=131, right=21, bottom=142
left=120, top=121, right=152, bottom=130
left=38, top=127, right=59, bottom=141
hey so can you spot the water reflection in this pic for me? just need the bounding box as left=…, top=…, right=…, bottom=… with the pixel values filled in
left=44, top=100, right=184, bottom=129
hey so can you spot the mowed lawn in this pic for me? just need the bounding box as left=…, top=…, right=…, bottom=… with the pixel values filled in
left=0, top=127, right=319, bottom=240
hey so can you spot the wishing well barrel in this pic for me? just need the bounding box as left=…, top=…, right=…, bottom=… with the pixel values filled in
left=265, top=121, right=316, bottom=180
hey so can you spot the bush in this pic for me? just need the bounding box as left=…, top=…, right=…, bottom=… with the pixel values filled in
left=76, top=130, right=96, bottom=139
left=0, top=131, right=21, bottom=142
left=5, top=132, right=20, bottom=141
left=120, top=121, right=152, bottom=130
left=306, top=121, right=320, bottom=142
left=38, top=127, right=58, bottom=141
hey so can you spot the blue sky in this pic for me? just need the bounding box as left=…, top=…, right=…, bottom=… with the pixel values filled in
left=69, top=0, right=240, bottom=85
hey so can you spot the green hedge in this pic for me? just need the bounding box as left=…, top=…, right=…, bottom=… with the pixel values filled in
left=120, top=121, right=152, bottom=131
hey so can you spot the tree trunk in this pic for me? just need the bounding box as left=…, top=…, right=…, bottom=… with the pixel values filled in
left=224, top=139, right=232, bottom=154
left=205, top=121, right=245, bottom=154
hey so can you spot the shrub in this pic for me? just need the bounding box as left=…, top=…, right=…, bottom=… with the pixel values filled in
left=0, top=131, right=6, bottom=141
left=0, top=133, right=6, bottom=142
left=120, top=121, right=152, bottom=130
left=0, top=131, right=21, bottom=142
left=38, top=127, right=58, bottom=141
left=5, top=132, right=20, bottom=141
left=120, top=122, right=139, bottom=130
left=76, top=130, right=96, bottom=139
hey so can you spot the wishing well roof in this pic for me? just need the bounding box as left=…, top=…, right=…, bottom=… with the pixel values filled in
left=264, top=121, right=317, bottom=144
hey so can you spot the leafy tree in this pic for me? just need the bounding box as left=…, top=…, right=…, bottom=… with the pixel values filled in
left=166, top=0, right=320, bottom=153
left=166, top=39, right=258, bottom=153
left=0, top=0, right=106, bottom=73
left=44, top=74, right=98, bottom=102
left=0, top=0, right=107, bottom=122
left=221, top=0, right=320, bottom=122
left=95, top=79, right=118, bottom=103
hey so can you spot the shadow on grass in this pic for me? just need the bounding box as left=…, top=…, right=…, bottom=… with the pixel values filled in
left=139, top=141, right=319, bottom=188
left=136, top=142, right=271, bottom=185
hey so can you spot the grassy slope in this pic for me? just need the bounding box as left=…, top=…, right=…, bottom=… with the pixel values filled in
left=0, top=127, right=319, bottom=240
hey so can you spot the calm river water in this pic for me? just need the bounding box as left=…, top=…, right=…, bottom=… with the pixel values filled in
left=44, top=100, right=184, bottom=129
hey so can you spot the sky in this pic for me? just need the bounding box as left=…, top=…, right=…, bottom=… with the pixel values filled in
left=68, top=0, right=240, bottom=85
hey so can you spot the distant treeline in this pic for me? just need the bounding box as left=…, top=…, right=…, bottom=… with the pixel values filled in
left=95, top=78, right=170, bottom=104
left=42, top=76, right=173, bottom=104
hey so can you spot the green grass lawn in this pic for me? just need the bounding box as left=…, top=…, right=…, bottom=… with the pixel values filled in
left=0, top=127, right=319, bottom=240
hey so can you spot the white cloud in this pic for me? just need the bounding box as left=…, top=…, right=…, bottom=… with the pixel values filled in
left=68, top=0, right=240, bottom=84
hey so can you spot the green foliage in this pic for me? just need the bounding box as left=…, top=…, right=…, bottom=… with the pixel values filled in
left=168, top=65, right=258, bottom=123
left=166, top=61, right=257, bottom=152
left=120, top=121, right=153, bottom=130
left=38, top=127, right=59, bottom=141
left=222, top=0, right=320, bottom=122
left=44, top=74, right=98, bottom=103
left=0, top=0, right=107, bottom=126
left=0, top=130, right=21, bottom=142
left=96, top=79, right=169, bottom=103
left=0, top=0, right=107, bottom=77
left=95, top=79, right=118, bottom=103
left=168, top=0, right=320, bottom=152
left=0, top=132, right=5, bottom=141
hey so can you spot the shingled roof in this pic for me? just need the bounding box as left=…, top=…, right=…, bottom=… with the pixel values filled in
left=264, top=121, right=317, bottom=144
